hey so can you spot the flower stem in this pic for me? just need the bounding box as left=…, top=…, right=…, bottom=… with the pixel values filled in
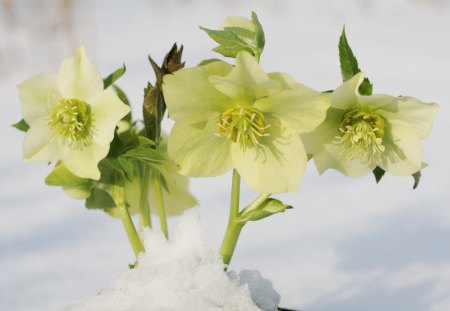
left=220, top=169, right=242, bottom=269
left=113, top=186, right=145, bottom=258
left=139, top=164, right=152, bottom=228
left=152, top=171, right=169, bottom=239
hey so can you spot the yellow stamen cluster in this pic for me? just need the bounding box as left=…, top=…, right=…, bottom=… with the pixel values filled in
left=333, top=109, right=385, bottom=161
left=217, top=107, right=270, bottom=149
left=49, top=98, right=92, bottom=147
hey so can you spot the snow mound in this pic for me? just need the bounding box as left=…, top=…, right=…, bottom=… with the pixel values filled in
left=64, top=209, right=280, bottom=311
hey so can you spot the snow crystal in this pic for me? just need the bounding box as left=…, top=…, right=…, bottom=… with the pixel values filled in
left=64, top=209, right=280, bottom=311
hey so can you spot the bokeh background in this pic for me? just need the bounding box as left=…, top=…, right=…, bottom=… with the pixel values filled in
left=1, top=0, right=449, bottom=310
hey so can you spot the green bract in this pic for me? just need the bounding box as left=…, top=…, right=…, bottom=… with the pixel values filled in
left=163, top=51, right=330, bottom=193
left=303, top=72, right=439, bottom=177
left=18, top=46, right=130, bottom=180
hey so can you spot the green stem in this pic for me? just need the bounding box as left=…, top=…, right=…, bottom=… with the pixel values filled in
left=139, top=165, right=152, bottom=228
left=113, top=186, right=145, bottom=258
left=152, top=171, right=168, bottom=239
left=220, top=169, right=241, bottom=269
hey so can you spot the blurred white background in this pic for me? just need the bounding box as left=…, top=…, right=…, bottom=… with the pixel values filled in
left=1, top=0, right=449, bottom=310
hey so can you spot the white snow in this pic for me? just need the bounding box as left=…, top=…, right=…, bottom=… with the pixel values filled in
left=64, top=210, right=280, bottom=311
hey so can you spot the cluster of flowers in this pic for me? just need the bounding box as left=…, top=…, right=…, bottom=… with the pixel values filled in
left=16, top=13, right=438, bottom=263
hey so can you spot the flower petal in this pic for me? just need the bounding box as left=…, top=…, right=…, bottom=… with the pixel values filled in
left=162, top=61, right=233, bottom=124
left=23, top=118, right=68, bottom=162
left=18, top=73, right=60, bottom=125
left=379, top=120, right=423, bottom=175
left=90, top=88, right=130, bottom=145
left=379, top=96, right=439, bottom=139
left=314, top=144, right=376, bottom=177
left=331, top=72, right=365, bottom=109
left=254, top=85, right=330, bottom=134
left=168, top=120, right=232, bottom=177
left=231, top=117, right=306, bottom=193
left=268, top=72, right=315, bottom=92
left=57, top=46, right=103, bottom=102
left=301, top=108, right=343, bottom=155
left=209, top=51, right=281, bottom=102
left=63, top=143, right=109, bottom=180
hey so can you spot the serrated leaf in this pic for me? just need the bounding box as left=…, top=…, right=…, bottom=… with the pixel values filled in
left=12, top=119, right=30, bottom=132
left=338, top=27, right=373, bottom=95
left=224, top=27, right=256, bottom=43
left=98, top=159, right=125, bottom=185
left=45, top=164, right=91, bottom=187
left=339, top=27, right=360, bottom=82
left=85, top=188, right=116, bottom=209
left=213, top=44, right=253, bottom=58
left=123, top=146, right=164, bottom=163
left=412, top=171, right=421, bottom=189
left=112, top=84, right=132, bottom=122
left=107, top=157, right=134, bottom=182
left=236, top=198, right=292, bottom=225
left=373, top=166, right=386, bottom=184
left=201, top=26, right=255, bottom=58
left=137, top=136, right=156, bottom=146
left=103, top=64, right=126, bottom=89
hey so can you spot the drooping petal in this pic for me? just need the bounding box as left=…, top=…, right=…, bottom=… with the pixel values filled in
left=18, top=73, right=60, bottom=125
left=301, top=108, right=343, bottom=155
left=162, top=61, right=233, bottom=124
left=379, top=96, right=439, bottom=139
left=254, top=85, right=330, bottom=134
left=90, top=88, right=130, bottom=145
left=331, top=72, right=364, bottom=109
left=63, top=143, right=110, bottom=180
left=379, top=120, right=423, bottom=175
left=231, top=117, right=306, bottom=193
left=57, top=46, right=103, bottom=102
left=314, top=144, right=376, bottom=177
left=359, top=94, right=398, bottom=112
left=23, top=118, right=68, bottom=162
left=209, top=51, right=281, bottom=102
left=168, top=120, right=232, bottom=177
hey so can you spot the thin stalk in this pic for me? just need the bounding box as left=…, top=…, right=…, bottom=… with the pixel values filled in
left=152, top=171, right=168, bottom=239
left=139, top=164, right=152, bottom=228
left=220, top=169, right=242, bottom=269
left=113, top=186, right=145, bottom=258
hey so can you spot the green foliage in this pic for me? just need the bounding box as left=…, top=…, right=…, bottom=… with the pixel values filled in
left=197, top=58, right=223, bottom=66
left=103, top=64, right=126, bottom=89
left=338, top=27, right=373, bottom=95
left=373, top=166, right=386, bottom=184
left=12, top=119, right=30, bottom=132
left=45, top=163, right=91, bottom=187
left=236, top=198, right=292, bottom=225
left=200, top=12, right=265, bottom=60
left=85, top=188, right=116, bottom=209
left=123, top=146, right=164, bottom=163
left=412, top=171, right=421, bottom=189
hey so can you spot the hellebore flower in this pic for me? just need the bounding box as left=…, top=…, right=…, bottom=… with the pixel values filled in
left=162, top=51, right=330, bottom=193
left=302, top=72, right=439, bottom=177
left=18, top=46, right=130, bottom=180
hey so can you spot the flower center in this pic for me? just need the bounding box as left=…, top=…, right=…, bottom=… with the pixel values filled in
left=49, top=98, right=92, bottom=146
left=217, top=107, right=269, bottom=149
left=333, top=109, right=385, bottom=161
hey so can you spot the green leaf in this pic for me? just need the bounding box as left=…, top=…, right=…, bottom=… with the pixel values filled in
left=236, top=198, right=292, bottom=225
left=45, top=164, right=91, bottom=187
left=103, top=64, right=126, bottom=89
left=339, top=27, right=360, bottom=82
left=412, top=171, right=421, bottom=189
left=373, top=166, right=386, bottom=184
left=85, top=188, right=116, bottom=209
left=107, top=156, right=135, bottom=182
left=198, top=58, right=224, bottom=66
left=338, top=27, right=373, bottom=95
left=112, top=84, right=132, bottom=122
left=123, top=146, right=164, bottom=163
left=12, top=119, right=30, bottom=132
left=137, top=135, right=156, bottom=146
left=98, top=159, right=125, bottom=185
left=251, top=11, right=265, bottom=56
